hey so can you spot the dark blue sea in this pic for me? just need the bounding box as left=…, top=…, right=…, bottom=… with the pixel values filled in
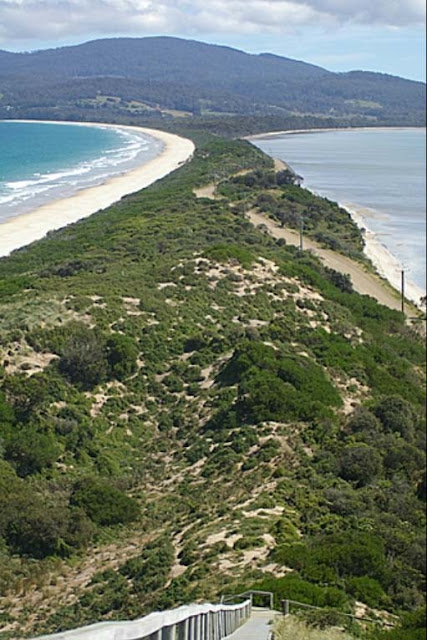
left=0, top=121, right=162, bottom=221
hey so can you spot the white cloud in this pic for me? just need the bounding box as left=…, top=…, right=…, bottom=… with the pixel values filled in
left=0, top=0, right=425, bottom=47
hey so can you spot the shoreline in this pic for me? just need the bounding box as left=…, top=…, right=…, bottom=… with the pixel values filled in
left=342, top=203, right=425, bottom=307
left=0, top=121, right=195, bottom=258
left=249, top=127, right=426, bottom=308
left=247, top=125, right=426, bottom=141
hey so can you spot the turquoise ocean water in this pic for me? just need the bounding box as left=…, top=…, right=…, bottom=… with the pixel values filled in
left=0, top=121, right=162, bottom=222
left=253, top=128, right=426, bottom=293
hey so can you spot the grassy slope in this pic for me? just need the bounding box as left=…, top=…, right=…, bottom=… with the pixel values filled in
left=275, top=616, right=354, bottom=640
left=0, top=134, right=425, bottom=639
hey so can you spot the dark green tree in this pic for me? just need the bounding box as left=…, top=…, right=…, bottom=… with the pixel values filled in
left=58, top=326, right=108, bottom=389
left=375, top=396, right=415, bottom=440
left=339, top=444, right=382, bottom=486
left=106, top=334, right=138, bottom=381
left=70, top=478, right=140, bottom=526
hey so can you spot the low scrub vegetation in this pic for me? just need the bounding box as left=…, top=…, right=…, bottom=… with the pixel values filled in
left=0, top=133, right=424, bottom=638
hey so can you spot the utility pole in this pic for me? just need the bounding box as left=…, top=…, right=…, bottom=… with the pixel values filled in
left=401, top=270, right=405, bottom=315
left=299, top=217, right=304, bottom=252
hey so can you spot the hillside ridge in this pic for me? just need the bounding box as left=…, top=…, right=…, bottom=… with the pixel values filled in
left=0, top=37, right=424, bottom=127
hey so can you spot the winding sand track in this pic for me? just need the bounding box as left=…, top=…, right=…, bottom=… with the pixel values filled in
left=193, top=181, right=404, bottom=312
left=248, top=209, right=402, bottom=311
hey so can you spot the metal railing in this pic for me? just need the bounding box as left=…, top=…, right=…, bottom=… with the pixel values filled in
left=281, top=599, right=396, bottom=629
left=33, top=600, right=252, bottom=640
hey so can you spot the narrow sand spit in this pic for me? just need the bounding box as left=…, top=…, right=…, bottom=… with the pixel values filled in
left=0, top=122, right=195, bottom=258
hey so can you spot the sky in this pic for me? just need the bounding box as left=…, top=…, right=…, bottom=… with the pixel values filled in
left=0, top=0, right=425, bottom=81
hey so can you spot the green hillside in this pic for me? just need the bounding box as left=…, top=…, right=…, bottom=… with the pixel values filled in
left=0, top=134, right=425, bottom=639
left=0, top=37, right=425, bottom=127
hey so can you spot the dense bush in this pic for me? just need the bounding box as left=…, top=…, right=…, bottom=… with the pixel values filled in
left=203, top=244, right=255, bottom=268
left=216, top=340, right=341, bottom=425
left=70, top=478, right=140, bottom=525
left=58, top=326, right=108, bottom=390
left=346, top=407, right=381, bottom=434
left=272, top=532, right=389, bottom=587
left=4, top=425, right=60, bottom=477
left=6, top=505, right=93, bottom=559
left=252, top=574, right=349, bottom=610
left=106, top=334, right=139, bottom=380
left=338, top=444, right=382, bottom=486
left=347, top=576, right=389, bottom=608
left=374, top=396, right=415, bottom=440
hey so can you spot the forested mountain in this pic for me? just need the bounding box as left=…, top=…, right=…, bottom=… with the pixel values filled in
left=0, top=37, right=425, bottom=125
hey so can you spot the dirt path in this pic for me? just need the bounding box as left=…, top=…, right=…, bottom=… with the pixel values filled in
left=193, top=182, right=404, bottom=312
left=248, top=210, right=403, bottom=311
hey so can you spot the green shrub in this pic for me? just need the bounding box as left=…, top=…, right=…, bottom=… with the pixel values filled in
left=374, top=396, right=415, bottom=440
left=106, top=334, right=138, bottom=380
left=270, top=517, right=300, bottom=544
left=234, top=536, right=264, bottom=550
left=272, top=532, right=389, bottom=587
left=6, top=504, right=93, bottom=559
left=203, top=244, right=254, bottom=269
left=70, top=478, right=140, bottom=525
left=164, top=374, right=184, bottom=393
left=219, top=341, right=341, bottom=425
left=120, top=536, right=174, bottom=594
left=253, top=574, right=349, bottom=610
left=58, top=326, right=108, bottom=390
left=347, top=407, right=381, bottom=434
left=338, top=444, right=382, bottom=486
left=347, top=576, right=389, bottom=608
left=5, top=426, right=60, bottom=477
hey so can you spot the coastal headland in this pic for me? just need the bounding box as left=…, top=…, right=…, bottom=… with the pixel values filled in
left=0, top=122, right=195, bottom=258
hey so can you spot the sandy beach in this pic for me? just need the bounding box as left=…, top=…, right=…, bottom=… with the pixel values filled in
left=343, top=204, right=425, bottom=308
left=249, top=128, right=426, bottom=309
left=0, top=122, right=195, bottom=258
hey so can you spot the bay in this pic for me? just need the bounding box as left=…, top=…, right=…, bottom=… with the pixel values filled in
left=0, top=121, right=162, bottom=222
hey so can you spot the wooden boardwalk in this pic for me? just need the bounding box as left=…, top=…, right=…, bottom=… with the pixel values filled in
left=224, top=608, right=275, bottom=640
